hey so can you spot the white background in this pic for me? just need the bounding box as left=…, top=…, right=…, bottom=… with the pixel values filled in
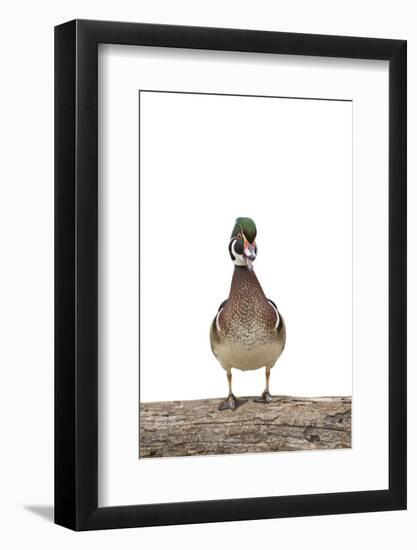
left=99, top=44, right=387, bottom=507
left=140, top=91, right=352, bottom=402
left=0, top=1, right=416, bottom=549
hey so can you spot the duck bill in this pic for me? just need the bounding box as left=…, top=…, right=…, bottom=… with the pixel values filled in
left=243, top=242, right=256, bottom=270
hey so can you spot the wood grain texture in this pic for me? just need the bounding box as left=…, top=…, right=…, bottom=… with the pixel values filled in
left=139, top=395, right=351, bottom=458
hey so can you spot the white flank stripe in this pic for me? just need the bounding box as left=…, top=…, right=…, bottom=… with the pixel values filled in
left=216, top=308, right=224, bottom=333
left=268, top=300, right=280, bottom=330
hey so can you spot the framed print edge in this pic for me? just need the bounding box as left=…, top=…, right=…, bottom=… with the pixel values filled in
left=54, top=19, right=406, bottom=531
left=55, top=19, right=77, bottom=531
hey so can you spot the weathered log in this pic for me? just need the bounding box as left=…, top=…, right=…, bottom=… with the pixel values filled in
left=139, top=395, right=351, bottom=458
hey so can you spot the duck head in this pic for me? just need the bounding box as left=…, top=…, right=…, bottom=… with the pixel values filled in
left=228, top=217, right=258, bottom=270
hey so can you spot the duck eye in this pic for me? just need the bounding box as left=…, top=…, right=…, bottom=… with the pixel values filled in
left=237, top=233, right=242, bottom=240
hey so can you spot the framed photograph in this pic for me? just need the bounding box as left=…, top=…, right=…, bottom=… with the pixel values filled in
left=55, top=20, right=406, bottom=530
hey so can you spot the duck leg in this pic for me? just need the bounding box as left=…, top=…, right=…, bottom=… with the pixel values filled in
left=255, top=366, right=273, bottom=403
left=219, top=370, right=247, bottom=411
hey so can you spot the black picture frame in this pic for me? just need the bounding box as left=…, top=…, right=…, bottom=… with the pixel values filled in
left=55, top=19, right=407, bottom=531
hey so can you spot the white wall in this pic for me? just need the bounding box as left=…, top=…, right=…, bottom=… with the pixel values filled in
left=0, top=1, right=415, bottom=548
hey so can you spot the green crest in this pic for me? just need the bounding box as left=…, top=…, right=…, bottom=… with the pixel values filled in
left=231, top=217, right=257, bottom=244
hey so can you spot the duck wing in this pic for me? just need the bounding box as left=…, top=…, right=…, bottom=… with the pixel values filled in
left=210, top=299, right=228, bottom=356
left=267, top=298, right=284, bottom=333
left=210, top=299, right=227, bottom=338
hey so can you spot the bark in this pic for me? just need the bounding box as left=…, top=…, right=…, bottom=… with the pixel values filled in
left=139, top=395, right=351, bottom=458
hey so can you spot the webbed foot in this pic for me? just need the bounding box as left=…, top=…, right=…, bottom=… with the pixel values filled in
left=218, top=394, right=247, bottom=411
left=254, top=391, right=273, bottom=404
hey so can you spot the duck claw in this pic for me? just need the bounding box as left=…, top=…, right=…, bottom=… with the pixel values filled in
left=218, top=394, right=247, bottom=411
left=254, top=391, right=273, bottom=404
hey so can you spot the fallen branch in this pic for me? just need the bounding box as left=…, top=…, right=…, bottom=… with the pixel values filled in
left=139, top=395, right=351, bottom=458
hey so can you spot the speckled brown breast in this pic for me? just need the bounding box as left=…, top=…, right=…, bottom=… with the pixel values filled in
left=210, top=267, right=286, bottom=371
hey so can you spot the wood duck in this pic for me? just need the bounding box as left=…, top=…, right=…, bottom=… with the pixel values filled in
left=210, top=217, right=286, bottom=410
